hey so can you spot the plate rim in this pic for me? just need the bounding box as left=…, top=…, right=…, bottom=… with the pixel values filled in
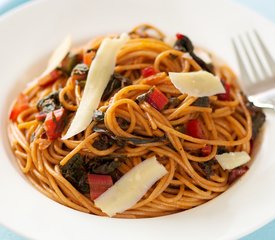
left=1, top=0, right=275, bottom=239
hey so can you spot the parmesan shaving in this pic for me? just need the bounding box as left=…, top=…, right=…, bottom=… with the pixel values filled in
left=62, top=33, right=129, bottom=139
left=94, top=156, right=168, bottom=217
left=216, top=151, right=251, bottom=170
left=169, top=70, right=225, bottom=97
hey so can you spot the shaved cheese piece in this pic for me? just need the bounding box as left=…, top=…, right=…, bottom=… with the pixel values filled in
left=169, top=71, right=225, bottom=97
left=94, top=156, right=167, bottom=217
left=216, top=151, right=251, bottom=170
left=62, top=33, right=129, bottom=139
left=41, top=35, right=72, bottom=78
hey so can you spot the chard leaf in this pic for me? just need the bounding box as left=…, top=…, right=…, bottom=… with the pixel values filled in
left=168, top=97, right=181, bottom=108
left=37, top=91, right=61, bottom=114
left=86, top=157, right=122, bottom=175
left=101, top=73, right=131, bottom=101
left=60, top=153, right=89, bottom=194
left=72, top=63, right=89, bottom=76
left=174, top=35, right=213, bottom=73
left=246, top=101, right=266, bottom=140
left=192, top=97, right=210, bottom=107
left=198, top=159, right=216, bottom=179
left=93, top=126, right=166, bottom=146
left=92, top=110, right=105, bottom=122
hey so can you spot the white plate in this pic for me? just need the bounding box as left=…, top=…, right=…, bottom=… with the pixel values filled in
left=1, top=0, right=275, bottom=239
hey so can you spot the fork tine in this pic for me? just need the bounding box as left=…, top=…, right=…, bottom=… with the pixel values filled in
left=238, top=34, right=261, bottom=81
left=246, top=31, right=269, bottom=79
left=231, top=38, right=251, bottom=87
left=254, top=30, right=275, bottom=74
left=249, top=96, right=274, bottom=109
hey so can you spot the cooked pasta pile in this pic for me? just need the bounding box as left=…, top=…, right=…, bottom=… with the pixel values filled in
left=8, top=24, right=265, bottom=218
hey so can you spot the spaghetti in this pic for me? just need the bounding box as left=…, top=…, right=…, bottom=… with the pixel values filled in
left=8, top=24, right=265, bottom=218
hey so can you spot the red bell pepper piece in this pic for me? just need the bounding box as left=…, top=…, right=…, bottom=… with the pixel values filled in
left=176, top=33, right=185, bottom=40
left=201, top=145, right=212, bottom=156
left=88, top=174, right=113, bottom=200
left=35, top=112, right=47, bottom=121
left=146, top=87, right=169, bottom=111
left=217, top=80, right=231, bottom=101
left=44, top=107, right=66, bottom=140
left=186, top=119, right=204, bottom=139
left=9, top=93, right=29, bottom=122
left=228, top=166, right=249, bottom=184
left=38, top=70, right=62, bottom=88
left=141, top=66, right=157, bottom=78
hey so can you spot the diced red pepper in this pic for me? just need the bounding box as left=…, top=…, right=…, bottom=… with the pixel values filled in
left=146, top=87, right=169, bottom=111
left=35, top=112, right=47, bottom=121
left=201, top=145, right=212, bottom=156
left=186, top=119, right=204, bottom=139
left=141, top=66, right=157, bottom=78
left=228, top=166, right=249, bottom=184
left=38, top=70, right=62, bottom=88
left=88, top=174, right=113, bottom=200
left=44, top=107, right=66, bottom=140
left=9, top=93, right=29, bottom=122
left=176, top=33, right=184, bottom=40
left=217, top=80, right=231, bottom=101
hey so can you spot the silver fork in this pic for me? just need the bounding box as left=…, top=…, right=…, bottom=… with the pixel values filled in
left=232, top=30, right=275, bottom=110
